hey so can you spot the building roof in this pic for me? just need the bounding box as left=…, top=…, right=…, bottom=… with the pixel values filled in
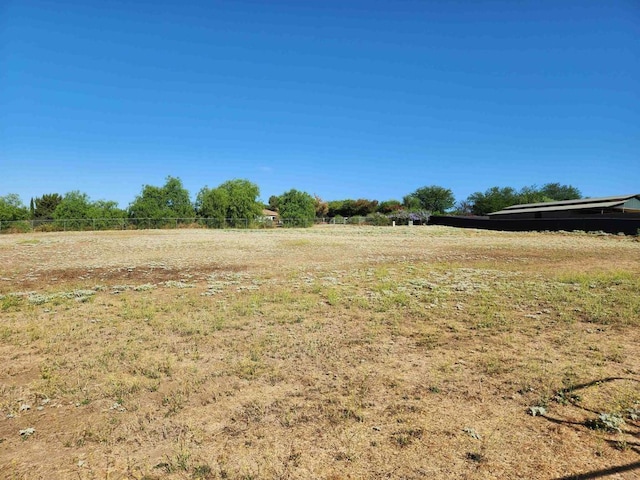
left=488, top=194, right=640, bottom=216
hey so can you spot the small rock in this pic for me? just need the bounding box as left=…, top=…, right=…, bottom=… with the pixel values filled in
left=19, top=428, right=35, bottom=437
left=372, top=426, right=381, bottom=431
left=528, top=406, right=547, bottom=417
left=463, top=427, right=481, bottom=440
left=19, top=404, right=30, bottom=412
left=37, top=406, right=44, bottom=411
left=109, top=402, right=126, bottom=412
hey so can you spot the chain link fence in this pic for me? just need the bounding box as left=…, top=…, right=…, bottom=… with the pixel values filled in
left=0, top=218, right=249, bottom=233
left=0, top=215, right=427, bottom=234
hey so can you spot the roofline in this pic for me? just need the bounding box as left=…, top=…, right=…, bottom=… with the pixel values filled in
left=498, top=194, right=640, bottom=212
left=488, top=201, right=639, bottom=216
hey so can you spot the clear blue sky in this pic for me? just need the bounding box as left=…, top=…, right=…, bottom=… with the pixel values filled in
left=2, top=0, right=639, bottom=208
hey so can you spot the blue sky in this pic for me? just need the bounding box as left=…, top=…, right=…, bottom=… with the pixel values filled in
left=2, top=0, right=638, bottom=208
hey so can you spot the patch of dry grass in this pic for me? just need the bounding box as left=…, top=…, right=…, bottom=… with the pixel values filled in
left=0, top=226, right=638, bottom=479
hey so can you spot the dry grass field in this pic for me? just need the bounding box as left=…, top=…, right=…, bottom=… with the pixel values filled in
left=0, top=226, right=639, bottom=479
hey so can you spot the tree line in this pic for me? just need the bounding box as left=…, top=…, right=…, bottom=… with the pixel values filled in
left=0, top=178, right=581, bottom=228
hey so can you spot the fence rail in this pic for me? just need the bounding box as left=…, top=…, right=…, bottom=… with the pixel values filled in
left=0, top=216, right=422, bottom=234
left=0, top=217, right=270, bottom=233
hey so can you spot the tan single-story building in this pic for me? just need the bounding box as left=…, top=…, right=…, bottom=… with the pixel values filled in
left=261, top=209, right=279, bottom=222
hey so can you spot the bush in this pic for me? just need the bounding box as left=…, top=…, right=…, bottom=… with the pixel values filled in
left=0, top=221, right=32, bottom=233
left=366, top=213, right=392, bottom=226
left=388, top=210, right=431, bottom=225
left=35, top=222, right=61, bottom=233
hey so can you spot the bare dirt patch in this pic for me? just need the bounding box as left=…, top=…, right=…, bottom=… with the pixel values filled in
left=1, top=227, right=638, bottom=479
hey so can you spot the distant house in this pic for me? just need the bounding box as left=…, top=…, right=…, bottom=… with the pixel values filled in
left=487, top=194, right=640, bottom=220
left=261, top=209, right=279, bottom=222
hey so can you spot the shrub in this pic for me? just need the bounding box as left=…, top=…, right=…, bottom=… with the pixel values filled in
left=35, top=222, right=61, bottom=233
left=366, top=213, right=392, bottom=226
left=388, top=210, right=431, bottom=225
left=347, top=216, right=365, bottom=225
left=1, top=221, right=32, bottom=233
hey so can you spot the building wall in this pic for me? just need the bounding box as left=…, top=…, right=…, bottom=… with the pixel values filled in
left=430, top=216, right=640, bottom=235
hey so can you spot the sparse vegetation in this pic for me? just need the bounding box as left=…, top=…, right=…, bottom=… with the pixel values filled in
left=0, top=226, right=638, bottom=479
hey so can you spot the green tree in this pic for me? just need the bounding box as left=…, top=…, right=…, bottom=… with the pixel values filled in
left=0, top=194, right=30, bottom=221
left=52, top=192, right=126, bottom=230
left=327, top=200, right=345, bottom=217
left=268, top=195, right=280, bottom=212
left=467, top=184, right=583, bottom=215
left=518, top=185, right=549, bottom=205
left=402, top=195, right=421, bottom=211
left=353, top=199, right=378, bottom=216
left=467, top=186, right=520, bottom=215
left=407, top=185, right=455, bottom=214
left=338, top=199, right=357, bottom=217
left=326, top=199, right=378, bottom=217
left=196, top=186, right=230, bottom=225
left=540, top=183, right=581, bottom=201
left=377, top=200, right=402, bottom=214
left=53, top=191, right=93, bottom=229
left=163, top=176, right=195, bottom=217
left=89, top=200, right=126, bottom=217
left=89, top=200, right=127, bottom=229
left=129, top=185, right=165, bottom=218
left=314, top=195, right=329, bottom=218
left=33, top=193, right=62, bottom=220
left=129, top=176, right=194, bottom=221
left=452, top=200, right=473, bottom=216
left=220, top=179, right=262, bottom=227
left=196, top=179, right=261, bottom=228
left=277, top=189, right=316, bottom=227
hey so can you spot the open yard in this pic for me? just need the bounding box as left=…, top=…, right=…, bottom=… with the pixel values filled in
left=0, top=226, right=639, bottom=479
